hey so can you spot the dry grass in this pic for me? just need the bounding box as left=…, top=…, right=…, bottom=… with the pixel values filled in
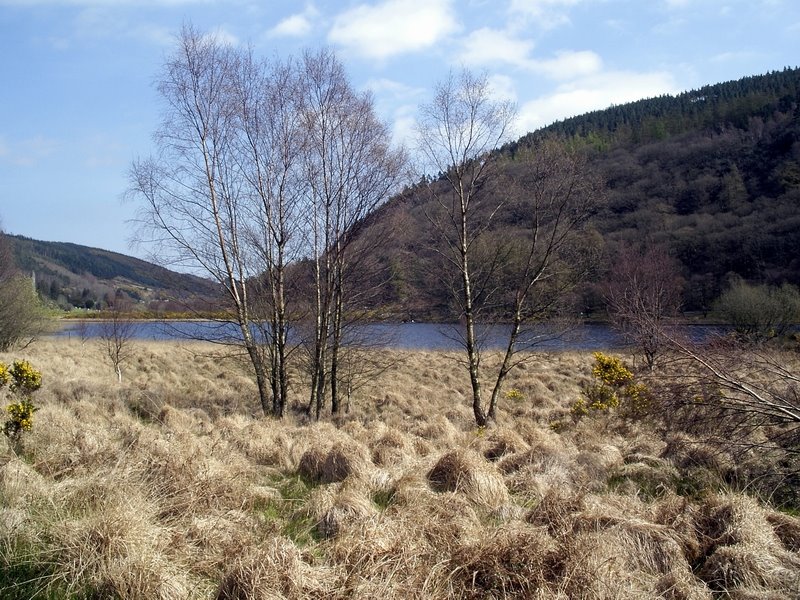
left=1, top=338, right=798, bottom=598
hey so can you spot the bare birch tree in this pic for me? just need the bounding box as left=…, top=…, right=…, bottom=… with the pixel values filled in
left=130, top=28, right=403, bottom=418
left=99, top=291, right=135, bottom=383
left=129, top=25, right=276, bottom=414
left=602, top=242, right=684, bottom=369
left=415, top=70, right=515, bottom=426
left=416, top=71, right=602, bottom=426
left=232, top=52, right=306, bottom=418
left=299, top=49, right=406, bottom=419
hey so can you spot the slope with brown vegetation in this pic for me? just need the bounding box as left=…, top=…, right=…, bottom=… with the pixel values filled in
left=1, top=339, right=799, bottom=599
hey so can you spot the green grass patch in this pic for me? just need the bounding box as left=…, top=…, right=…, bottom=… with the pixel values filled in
left=0, top=546, right=74, bottom=600
left=371, top=488, right=395, bottom=510
left=257, top=472, right=322, bottom=547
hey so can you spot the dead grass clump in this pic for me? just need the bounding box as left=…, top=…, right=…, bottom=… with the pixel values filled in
left=662, top=433, right=731, bottom=475
left=390, top=490, right=483, bottom=553
left=651, top=493, right=703, bottom=563
left=573, top=493, right=650, bottom=531
left=224, top=419, right=297, bottom=470
left=412, top=414, right=462, bottom=448
left=129, top=428, right=253, bottom=517
left=499, top=438, right=579, bottom=501
left=314, top=483, right=378, bottom=539
left=575, top=443, right=624, bottom=491
left=322, top=441, right=374, bottom=484
left=215, top=537, right=339, bottom=600
left=369, top=427, right=414, bottom=468
left=608, top=459, right=682, bottom=498
left=51, top=496, right=196, bottom=599
left=450, top=522, right=561, bottom=598
left=297, top=446, right=328, bottom=483
left=297, top=440, right=374, bottom=485
left=181, top=510, right=258, bottom=578
left=697, top=494, right=782, bottom=549
left=560, top=521, right=710, bottom=600
left=427, top=448, right=509, bottom=509
left=0, top=456, right=50, bottom=507
left=157, top=404, right=212, bottom=434
left=766, top=511, right=800, bottom=552
left=573, top=494, right=709, bottom=588
left=694, top=494, right=800, bottom=596
left=526, top=488, right=585, bottom=539
left=328, top=519, right=436, bottom=599
left=481, top=427, right=530, bottom=461
left=497, top=433, right=572, bottom=476
left=698, top=542, right=800, bottom=595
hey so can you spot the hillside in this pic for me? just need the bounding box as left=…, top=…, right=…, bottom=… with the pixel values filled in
left=8, top=68, right=799, bottom=319
left=364, top=67, right=800, bottom=319
left=9, top=235, right=218, bottom=312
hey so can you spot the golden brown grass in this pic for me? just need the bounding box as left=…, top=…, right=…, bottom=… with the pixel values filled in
left=0, top=338, right=798, bottom=599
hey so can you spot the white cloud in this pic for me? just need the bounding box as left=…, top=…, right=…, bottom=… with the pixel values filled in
left=532, top=50, right=602, bottom=79
left=390, top=106, right=417, bottom=149
left=487, top=74, right=518, bottom=102
left=362, top=78, right=425, bottom=147
left=206, top=26, right=239, bottom=46
left=710, top=50, right=757, bottom=63
left=269, top=14, right=311, bottom=37
left=364, top=78, right=425, bottom=100
left=328, top=0, right=458, bottom=60
left=517, top=70, right=678, bottom=133
left=0, top=135, right=60, bottom=167
left=458, top=28, right=601, bottom=79
left=459, top=27, right=536, bottom=69
left=508, top=0, right=585, bottom=29
left=0, top=0, right=214, bottom=5
left=268, top=5, right=319, bottom=38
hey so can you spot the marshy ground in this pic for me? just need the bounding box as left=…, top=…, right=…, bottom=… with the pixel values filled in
left=1, top=339, right=799, bottom=599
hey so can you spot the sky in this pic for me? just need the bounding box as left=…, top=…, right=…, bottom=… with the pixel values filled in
left=0, top=0, right=798, bottom=258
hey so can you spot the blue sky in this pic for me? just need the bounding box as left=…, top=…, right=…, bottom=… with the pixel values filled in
left=1, top=0, right=798, bottom=257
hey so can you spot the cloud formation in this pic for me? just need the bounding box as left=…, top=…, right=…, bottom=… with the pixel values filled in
left=517, top=70, right=678, bottom=133
left=328, top=0, right=458, bottom=60
left=0, top=135, right=60, bottom=167
left=508, top=0, right=585, bottom=29
left=268, top=5, right=319, bottom=38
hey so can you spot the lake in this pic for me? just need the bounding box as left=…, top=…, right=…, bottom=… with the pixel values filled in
left=54, top=320, right=630, bottom=351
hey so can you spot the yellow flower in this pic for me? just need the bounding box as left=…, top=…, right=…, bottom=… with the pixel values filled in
left=10, top=360, right=42, bottom=393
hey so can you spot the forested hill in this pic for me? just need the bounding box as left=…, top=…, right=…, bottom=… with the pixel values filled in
left=9, top=235, right=218, bottom=311
left=519, top=66, right=800, bottom=148
left=367, top=67, right=800, bottom=319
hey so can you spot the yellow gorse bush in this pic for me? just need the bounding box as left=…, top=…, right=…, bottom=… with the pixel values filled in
left=591, top=351, right=634, bottom=387
left=9, top=360, right=42, bottom=393
left=572, top=352, right=650, bottom=418
left=504, top=388, right=524, bottom=401
left=4, top=399, right=36, bottom=437
left=1, top=360, right=42, bottom=441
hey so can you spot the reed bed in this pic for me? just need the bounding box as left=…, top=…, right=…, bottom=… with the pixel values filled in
left=0, top=338, right=798, bottom=599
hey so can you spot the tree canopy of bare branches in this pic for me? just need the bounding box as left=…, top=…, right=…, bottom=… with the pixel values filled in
left=602, top=243, right=684, bottom=370
left=416, top=70, right=604, bottom=426
left=129, top=26, right=404, bottom=418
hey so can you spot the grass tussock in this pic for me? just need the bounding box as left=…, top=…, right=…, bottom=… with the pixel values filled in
left=427, top=448, right=510, bottom=509
left=0, top=339, right=798, bottom=598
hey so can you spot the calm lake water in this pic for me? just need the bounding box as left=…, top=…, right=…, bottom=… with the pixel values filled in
left=55, top=320, right=630, bottom=351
